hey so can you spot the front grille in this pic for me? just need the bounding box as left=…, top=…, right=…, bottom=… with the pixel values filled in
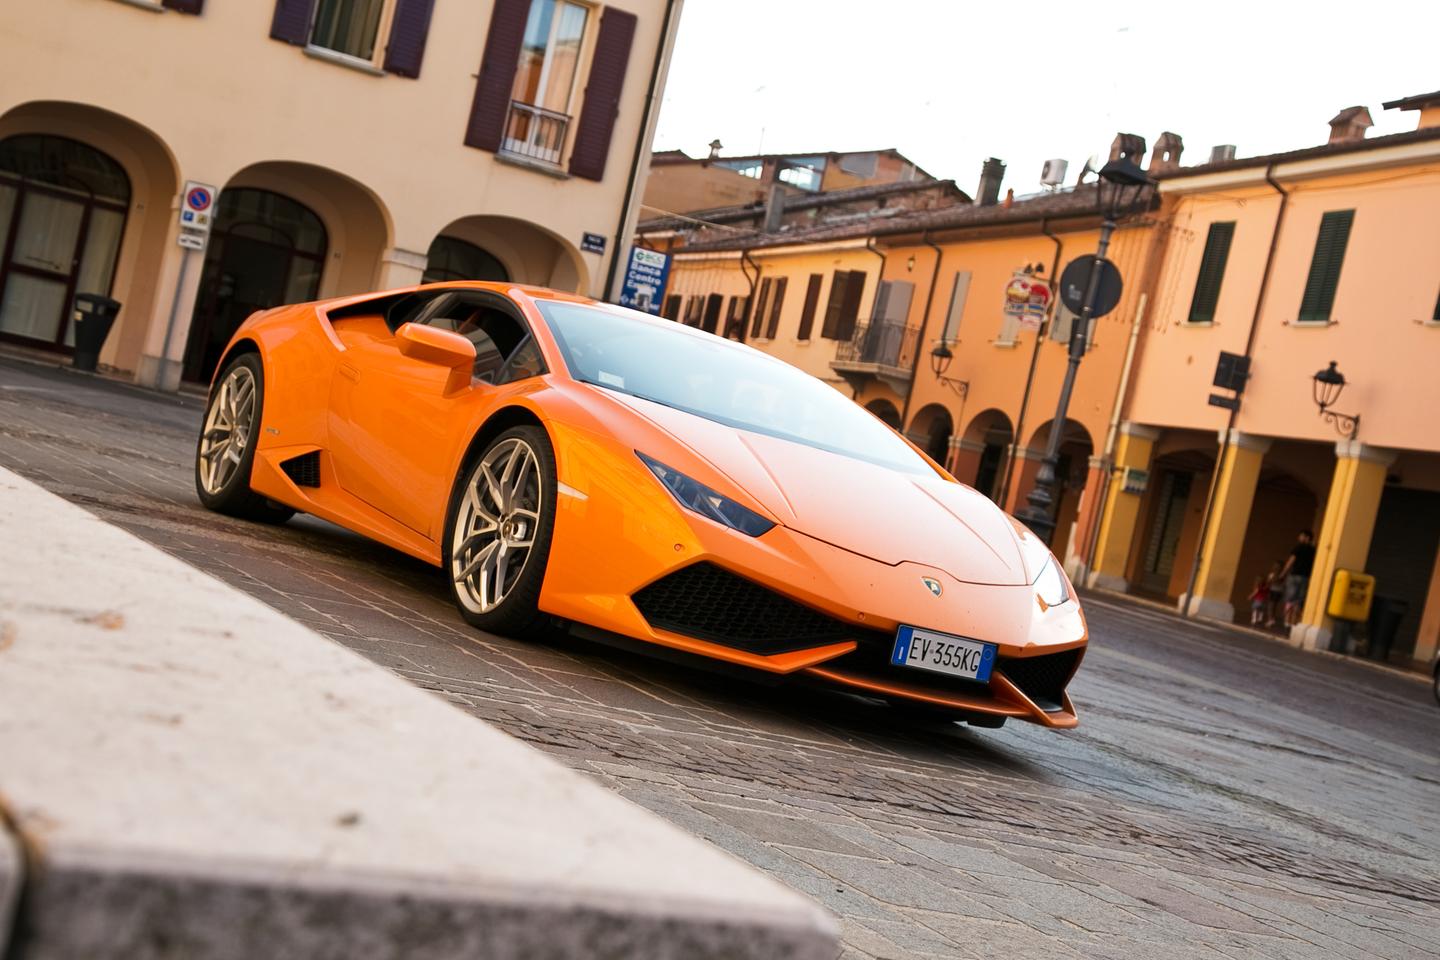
left=998, top=648, right=1082, bottom=712
left=280, top=451, right=321, bottom=487
left=631, top=562, right=874, bottom=654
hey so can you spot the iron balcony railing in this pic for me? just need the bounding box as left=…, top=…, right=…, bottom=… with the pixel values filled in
left=832, top=322, right=920, bottom=371
left=500, top=101, right=571, bottom=167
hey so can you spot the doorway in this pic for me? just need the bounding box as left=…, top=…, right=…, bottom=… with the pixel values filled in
left=184, top=188, right=326, bottom=383
left=0, top=135, right=130, bottom=351
left=423, top=236, right=508, bottom=284
left=1140, top=470, right=1193, bottom=595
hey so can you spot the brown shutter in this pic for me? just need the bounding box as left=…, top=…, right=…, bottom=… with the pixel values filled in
left=750, top=278, right=772, bottom=338
left=837, top=270, right=866, bottom=341
left=464, top=0, right=531, bottom=151
left=765, top=277, right=787, bottom=339
left=796, top=274, right=822, bottom=340
left=568, top=7, right=637, bottom=181
left=702, top=294, right=723, bottom=334
left=383, top=0, right=436, bottom=78
left=820, top=271, right=849, bottom=339
left=663, top=294, right=682, bottom=320
left=269, top=0, right=316, bottom=44
left=162, top=0, right=205, bottom=13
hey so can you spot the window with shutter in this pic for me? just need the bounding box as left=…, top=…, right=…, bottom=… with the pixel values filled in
left=836, top=270, right=866, bottom=341
left=751, top=278, right=773, bottom=338
left=702, top=294, right=724, bottom=334
left=270, top=0, right=317, bottom=45
left=382, top=0, right=436, bottom=78
left=1186, top=221, right=1235, bottom=324
left=465, top=0, right=532, bottom=152
left=568, top=7, right=636, bottom=181
left=820, top=271, right=850, bottom=340
left=881, top=280, right=913, bottom=324
left=684, top=296, right=704, bottom=327
left=162, top=0, right=205, bottom=13
left=941, top=271, right=971, bottom=342
left=765, top=277, right=788, bottom=339
left=663, top=294, right=682, bottom=321
left=796, top=274, right=823, bottom=340
left=1298, top=210, right=1354, bottom=323
left=309, top=0, right=387, bottom=59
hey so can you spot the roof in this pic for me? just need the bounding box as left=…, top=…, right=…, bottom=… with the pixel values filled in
left=676, top=184, right=1114, bottom=254
left=649, top=146, right=934, bottom=180
left=1383, top=89, right=1440, bottom=111
left=637, top=179, right=968, bottom=234
left=1155, top=124, right=1440, bottom=180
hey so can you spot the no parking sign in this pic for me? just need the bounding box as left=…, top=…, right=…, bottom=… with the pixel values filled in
left=178, top=180, right=218, bottom=251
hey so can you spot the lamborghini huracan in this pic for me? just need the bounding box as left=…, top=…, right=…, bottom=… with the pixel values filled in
left=196, top=282, right=1087, bottom=729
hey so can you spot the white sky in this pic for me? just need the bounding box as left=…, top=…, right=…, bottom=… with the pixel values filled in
left=654, top=0, right=1438, bottom=198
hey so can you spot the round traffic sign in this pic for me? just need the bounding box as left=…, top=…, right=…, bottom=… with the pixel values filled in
left=185, top=187, right=213, bottom=212
left=1058, top=255, right=1123, bottom=319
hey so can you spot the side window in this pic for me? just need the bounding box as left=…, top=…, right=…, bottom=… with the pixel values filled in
left=421, top=294, right=538, bottom=383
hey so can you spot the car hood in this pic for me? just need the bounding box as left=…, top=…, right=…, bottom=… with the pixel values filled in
left=613, top=394, right=1029, bottom=586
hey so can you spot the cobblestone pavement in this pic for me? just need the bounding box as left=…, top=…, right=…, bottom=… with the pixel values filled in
left=3, top=355, right=1438, bottom=959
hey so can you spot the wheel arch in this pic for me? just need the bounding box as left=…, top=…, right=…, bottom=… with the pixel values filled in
left=212, top=337, right=262, bottom=386
left=455, top=404, right=551, bottom=479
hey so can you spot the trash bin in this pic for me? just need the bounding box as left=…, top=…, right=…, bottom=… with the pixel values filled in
left=1366, top=595, right=1409, bottom=662
left=71, top=293, right=122, bottom=372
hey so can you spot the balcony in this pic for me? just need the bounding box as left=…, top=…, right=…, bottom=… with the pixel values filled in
left=829, top=322, right=920, bottom=397
left=499, top=100, right=571, bottom=169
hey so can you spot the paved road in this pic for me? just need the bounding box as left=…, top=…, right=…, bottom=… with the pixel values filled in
left=2, top=355, right=1437, bottom=960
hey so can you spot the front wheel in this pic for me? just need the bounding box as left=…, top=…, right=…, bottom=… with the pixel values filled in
left=195, top=353, right=293, bottom=523
left=444, top=425, right=558, bottom=636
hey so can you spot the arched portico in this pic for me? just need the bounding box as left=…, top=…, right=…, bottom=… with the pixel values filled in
left=427, top=215, right=587, bottom=293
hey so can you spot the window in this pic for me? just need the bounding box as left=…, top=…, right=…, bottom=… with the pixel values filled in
left=723, top=296, right=748, bottom=338
left=1298, top=210, right=1354, bottom=323
left=1186, top=221, right=1235, bottom=324
left=310, top=0, right=386, bottom=59
left=764, top=277, right=788, bottom=339
left=663, top=294, right=682, bottom=321
left=419, top=292, right=540, bottom=384
left=513, top=0, right=588, bottom=114
left=941, top=271, right=971, bottom=342
left=684, top=295, right=704, bottom=327
left=750, top=278, right=773, bottom=339
left=714, top=160, right=763, bottom=180
left=796, top=274, right=823, bottom=340
left=423, top=236, right=508, bottom=284
left=701, top=293, right=723, bottom=334
left=820, top=270, right=866, bottom=341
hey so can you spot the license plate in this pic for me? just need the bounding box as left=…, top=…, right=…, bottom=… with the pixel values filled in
left=891, top=625, right=996, bottom=682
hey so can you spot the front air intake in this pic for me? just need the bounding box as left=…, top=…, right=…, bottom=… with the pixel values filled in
left=279, top=451, right=321, bottom=488
left=998, top=648, right=1082, bottom=712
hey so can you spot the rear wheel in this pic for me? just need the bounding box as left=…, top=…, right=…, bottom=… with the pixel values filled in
left=195, top=353, right=294, bottom=523
left=444, top=425, right=557, bottom=636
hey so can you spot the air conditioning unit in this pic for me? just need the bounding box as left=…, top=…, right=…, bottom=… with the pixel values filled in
left=1040, top=158, right=1068, bottom=187
left=1209, top=144, right=1237, bottom=164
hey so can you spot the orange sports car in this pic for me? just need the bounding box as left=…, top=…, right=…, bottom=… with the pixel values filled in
left=196, top=282, right=1086, bottom=729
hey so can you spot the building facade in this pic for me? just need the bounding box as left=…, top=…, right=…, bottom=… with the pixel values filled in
left=0, top=0, right=681, bottom=387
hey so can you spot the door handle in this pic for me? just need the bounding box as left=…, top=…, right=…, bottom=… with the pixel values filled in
left=339, top=362, right=360, bottom=383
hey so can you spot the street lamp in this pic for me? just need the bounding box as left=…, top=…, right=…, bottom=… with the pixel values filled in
left=1312, top=360, right=1360, bottom=438
left=1016, top=155, right=1155, bottom=545
left=929, top=340, right=968, bottom=397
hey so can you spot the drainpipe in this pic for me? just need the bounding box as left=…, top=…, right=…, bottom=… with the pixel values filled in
left=897, top=231, right=943, bottom=429
left=997, top=217, right=1063, bottom=509
left=738, top=248, right=760, bottom=342
left=603, top=0, right=681, bottom=302
left=1180, top=164, right=1289, bottom=617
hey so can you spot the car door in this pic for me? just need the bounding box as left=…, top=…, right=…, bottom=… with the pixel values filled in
left=327, top=290, right=543, bottom=540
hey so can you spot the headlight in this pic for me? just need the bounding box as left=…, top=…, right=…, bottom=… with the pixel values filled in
left=1035, top=555, right=1070, bottom=608
left=637, top=452, right=775, bottom=537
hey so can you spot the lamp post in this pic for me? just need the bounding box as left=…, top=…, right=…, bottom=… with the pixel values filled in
left=929, top=340, right=969, bottom=397
left=1016, top=156, right=1154, bottom=545
left=1312, top=360, right=1360, bottom=438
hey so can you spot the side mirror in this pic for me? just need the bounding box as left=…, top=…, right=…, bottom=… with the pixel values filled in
left=396, top=322, right=477, bottom=368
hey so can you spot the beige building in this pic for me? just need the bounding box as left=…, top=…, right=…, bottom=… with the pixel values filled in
left=0, top=0, right=682, bottom=388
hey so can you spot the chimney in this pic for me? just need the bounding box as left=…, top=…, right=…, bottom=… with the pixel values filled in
left=976, top=157, right=1005, bottom=206
left=1147, top=132, right=1184, bottom=173
left=1328, top=106, right=1372, bottom=144
left=762, top=184, right=786, bottom=233
left=707, top=138, right=723, bottom=159
left=1108, top=133, right=1147, bottom=164
left=1209, top=144, right=1237, bottom=164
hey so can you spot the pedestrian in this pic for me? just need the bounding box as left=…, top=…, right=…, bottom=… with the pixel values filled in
left=1265, top=561, right=1284, bottom=627
left=1277, top=530, right=1317, bottom=629
left=1249, top=576, right=1268, bottom=626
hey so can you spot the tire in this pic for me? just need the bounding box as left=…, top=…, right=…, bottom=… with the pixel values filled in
left=195, top=353, right=294, bottom=524
left=443, top=424, right=558, bottom=636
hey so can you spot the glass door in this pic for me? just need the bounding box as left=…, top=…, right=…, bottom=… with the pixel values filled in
left=0, top=186, right=86, bottom=344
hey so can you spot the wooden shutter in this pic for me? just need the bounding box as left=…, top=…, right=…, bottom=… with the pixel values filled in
left=820, top=271, right=850, bottom=339
left=685, top=296, right=704, bottom=326
left=837, top=270, right=866, bottom=341
left=941, top=271, right=971, bottom=341
left=702, top=294, right=723, bottom=334
left=162, top=0, right=205, bottom=13
left=796, top=274, right=822, bottom=340
left=1186, top=221, right=1235, bottom=323
left=568, top=8, right=637, bottom=180
left=751, top=278, right=773, bottom=338
left=663, top=294, right=682, bottom=320
left=269, top=0, right=316, bottom=44
left=1298, top=210, right=1354, bottom=323
left=383, top=0, right=436, bottom=78
left=765, top=277, right=788, bottom=339
left=464, top=0, right=531, bottom=151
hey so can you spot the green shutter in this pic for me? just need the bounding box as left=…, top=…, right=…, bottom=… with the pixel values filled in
left=1186, top=221, right=1235, bottom=324
left=1298, top=210, right=1354, bottom=323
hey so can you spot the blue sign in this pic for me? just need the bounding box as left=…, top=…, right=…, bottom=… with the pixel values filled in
left=618, top=247, right=671, bottom=315
left=581, top=232, right=607, bottom=254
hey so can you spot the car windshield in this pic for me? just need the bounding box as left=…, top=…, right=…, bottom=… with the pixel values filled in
left=539, top=300, right=933, bottom=475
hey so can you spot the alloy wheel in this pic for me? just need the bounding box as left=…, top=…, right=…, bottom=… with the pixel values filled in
left=198, top=365, right=257, bottom=495
left=452, top=437, right=542, bottom=613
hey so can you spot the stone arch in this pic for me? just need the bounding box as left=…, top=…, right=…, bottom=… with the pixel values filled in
left=907, top=403, right=954, bottom=465
left=0, top=100, right=179, bottom=372
left=427, top=215, right=587, bottom=294
left=959, top=408, right=1014, bottom=501
left=865, top=397, right=901, bottom=429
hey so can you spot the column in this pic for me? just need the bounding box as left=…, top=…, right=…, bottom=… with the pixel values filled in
left=1087, top=422, right=1160, bottom=593
left=1183, top=431, right=1272, bottom=622
left=375, top=247, right=429, bottom=290
left=1002, top=446, right=1045, bottom=515
left=949, top=438, right=983, bottom=485
left=1064, top=455, right=1113, bottom=579
left=1291, top=441, right=1397, bottom=651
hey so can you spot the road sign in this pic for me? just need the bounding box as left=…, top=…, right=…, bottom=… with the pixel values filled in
left=619, top=247, right=671, bottom=315
left=179, top=180, right=218, bottom=233
left=581, top=232, right=607, bottom=254
left=177, top=232, right=206, bottom=251
left=1058, top=255, right=1123, bottom=319
left=1213, top=351, right=1251, bottom=392
left=1208, top=393, right=1240, bottom=411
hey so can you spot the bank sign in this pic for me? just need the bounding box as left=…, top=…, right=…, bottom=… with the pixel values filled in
left=618, top=247, right=671, bottom=315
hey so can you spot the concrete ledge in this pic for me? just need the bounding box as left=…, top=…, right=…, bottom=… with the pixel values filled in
left=0, top=467, right=837, bottom=959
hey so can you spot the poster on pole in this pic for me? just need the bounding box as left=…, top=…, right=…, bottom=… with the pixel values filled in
left=618, top=247, right=672, bottom=315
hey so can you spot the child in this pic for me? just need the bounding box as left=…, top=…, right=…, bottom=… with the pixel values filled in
left=1265, top=562, right=1284, bottom=628
left=1249, top=576, right=1268, bottom=625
